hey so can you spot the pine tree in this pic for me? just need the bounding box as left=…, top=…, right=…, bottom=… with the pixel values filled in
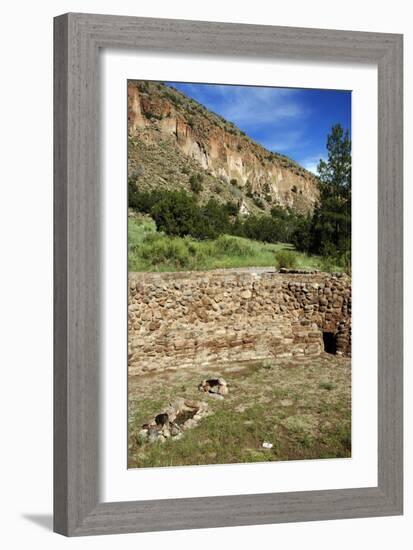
left=309, top=124, right=351, bottom=267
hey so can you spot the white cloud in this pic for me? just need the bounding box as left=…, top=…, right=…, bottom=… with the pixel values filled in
left=262, top=131, right=306, bottom=153
left=300, top=153, right=326, bottom=175
left=303, top=162, right=319, bottom=175
left=215, top=85, right=307, bottom=126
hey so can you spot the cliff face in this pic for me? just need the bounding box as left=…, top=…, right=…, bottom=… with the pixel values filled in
left=128, top=81, right=319, bottom=213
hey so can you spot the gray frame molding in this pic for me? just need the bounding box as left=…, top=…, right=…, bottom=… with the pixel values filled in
left=53, top=13, right=403, bottom=536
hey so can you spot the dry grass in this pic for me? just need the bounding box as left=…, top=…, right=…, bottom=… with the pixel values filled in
left=128, top=353, right=351, bottom=468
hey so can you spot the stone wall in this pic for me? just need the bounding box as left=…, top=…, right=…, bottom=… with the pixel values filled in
left=128, top=269, right=351, bottom=375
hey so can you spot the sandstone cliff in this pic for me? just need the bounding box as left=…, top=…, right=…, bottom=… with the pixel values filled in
left=128, top=81, right=319, bottom=213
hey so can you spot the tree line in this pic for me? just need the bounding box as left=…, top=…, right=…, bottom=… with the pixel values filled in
left=129, top=124, right=351, bottom=269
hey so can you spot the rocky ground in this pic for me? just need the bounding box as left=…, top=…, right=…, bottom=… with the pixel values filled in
left=128, top=353, right=351, bottom=468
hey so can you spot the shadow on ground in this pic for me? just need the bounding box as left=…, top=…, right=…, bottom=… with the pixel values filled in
left=22, top=514, right=53, bottom=531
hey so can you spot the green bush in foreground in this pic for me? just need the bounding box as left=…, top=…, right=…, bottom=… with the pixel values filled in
left=275, top=250, right=298, bottom=269
left=140, top=234, right=196, bottom=269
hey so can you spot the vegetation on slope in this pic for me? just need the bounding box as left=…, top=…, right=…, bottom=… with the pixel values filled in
left=128, top=216, right=341, bottom=272
left=128, top=123, right=351, bottom=273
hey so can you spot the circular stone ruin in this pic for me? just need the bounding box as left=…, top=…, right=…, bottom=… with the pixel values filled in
left=138, top=398, right=209, bottom=444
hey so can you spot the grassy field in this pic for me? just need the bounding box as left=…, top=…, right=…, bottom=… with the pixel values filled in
left=128, top=354, right=351, bottom=468
left=128, top=215, right=341, bottom=272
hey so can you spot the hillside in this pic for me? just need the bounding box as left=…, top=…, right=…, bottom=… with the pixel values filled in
left=127, top=81, right=319, bottom=214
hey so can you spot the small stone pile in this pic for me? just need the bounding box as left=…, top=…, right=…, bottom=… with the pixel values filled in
left=138, top=398, right=208, bottom=444
left=198, top=377, right=229, bottom=399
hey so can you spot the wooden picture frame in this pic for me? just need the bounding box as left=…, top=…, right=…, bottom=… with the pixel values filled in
left=53, top=13, right=403, bottom=536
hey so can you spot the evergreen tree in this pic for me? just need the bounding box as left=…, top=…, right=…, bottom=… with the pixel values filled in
left=309, top=124, right=351, bottom=267
left=318, top=124, right=351, bottom=198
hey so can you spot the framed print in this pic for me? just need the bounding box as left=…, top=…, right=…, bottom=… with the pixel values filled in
left=53, top=13, right=403, bottom=536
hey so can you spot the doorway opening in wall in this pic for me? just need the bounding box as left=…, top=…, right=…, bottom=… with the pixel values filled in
left=323, top=332, right=337, bottom=354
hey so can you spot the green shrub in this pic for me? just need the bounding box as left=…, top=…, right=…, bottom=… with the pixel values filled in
left=140, top=231, right=162, bottom=244
left=199, top=199, right=230, bottom=239
left=151, top=190, right=199, bottom=237
left=140, top=235, right=191, bottom=268
left=147, top=190, right=230, bottom=241
left=318, top=256, right=336, bottom=273
left=128, top=165, right=144, bottom=184
left=145, top=111, right=163, bottom=120
left=224, top=201, right=239, bottom=217
left=229, top=184, right=242, bottom=199
left=138, top=81, right=149, bottom=93
left=128, top=185, right=163, bottom=213
left=213, top=235, right=253, bottom=257
left=239, top=215, right=281, bottom=243
left=253, top=196, right=265, bottom=209
left=164, top=89, right=183, bottom=107
left=291, top=214, right=312, bottom=253
left=189, top=173, right=203, bottom=194
left=190, top=179, right=202, bottom=194
left=336, top=249, right=351, bottom=274
left=275, top=250, right=298, bottom=269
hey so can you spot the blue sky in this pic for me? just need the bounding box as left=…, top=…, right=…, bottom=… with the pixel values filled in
left=166, top=82, right=351, bottom=174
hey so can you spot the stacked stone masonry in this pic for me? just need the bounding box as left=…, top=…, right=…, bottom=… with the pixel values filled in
left=128, top=269, right=351, bottom=375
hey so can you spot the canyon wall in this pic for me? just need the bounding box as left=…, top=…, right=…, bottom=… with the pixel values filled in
left=128, top=269, right=351, bottom=375
left=127, top=81, right=319, bottom=213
